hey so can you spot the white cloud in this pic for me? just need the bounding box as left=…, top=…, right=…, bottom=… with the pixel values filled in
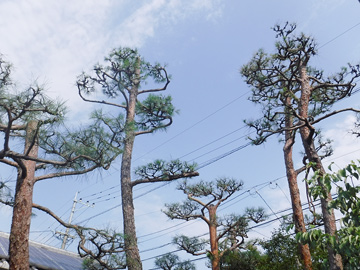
left=117, top=0, right=167, bottom=47
left=0, top=0, right=223, bottom=119
left=115, top=0, right=223, bottom=47
left=323, top=114, right=360, bottom=169
left=0, top=0, right=116, bottom=115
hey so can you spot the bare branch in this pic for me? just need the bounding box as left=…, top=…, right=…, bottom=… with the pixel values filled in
left=0, top=158, right=19, bottom=168
left=34, top=164, right=101, bottom=182
left=77, top=84, right=127, bottom=109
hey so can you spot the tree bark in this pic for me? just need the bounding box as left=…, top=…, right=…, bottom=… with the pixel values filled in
left=9, top=120, right=38, bottom=270
left=298, top=65, right=343, bottom=270
left=121, top=58, right=142, bottom=270
left=283, top=97, right=312, bottom=270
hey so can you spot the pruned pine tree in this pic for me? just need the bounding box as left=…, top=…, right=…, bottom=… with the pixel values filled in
left=163, top=178, right=266, bottom=270
left=240, top=23, right=313, bottom=269
left=240, top=22, right=360, bottom=270
left=0, top=55, right=121, bottom=269
left=77, top=47, right=199, bottom=270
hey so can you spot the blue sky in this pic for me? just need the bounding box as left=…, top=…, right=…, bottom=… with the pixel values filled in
left=1, top=0, right=360, bottom=269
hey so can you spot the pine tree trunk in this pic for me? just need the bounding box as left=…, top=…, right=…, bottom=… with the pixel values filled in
left=121, top=58, right=142, bottom=270
left=283, top=97, right=312, bottom=270
left=121, top=135, right=142, bottom=270
left=208, top=205, right=220, bottom=270
left=9, top=120, right=38, bottom=270
left=298, top=65, right=343, bottom=270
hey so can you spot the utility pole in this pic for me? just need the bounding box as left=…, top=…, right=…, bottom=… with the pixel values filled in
left=61, top=192, right=78, bottom=249
left=56, top=191, right=94, bottom=249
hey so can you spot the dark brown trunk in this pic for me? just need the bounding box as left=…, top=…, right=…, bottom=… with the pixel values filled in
left=121, top=57, right=142, bottom=270
left=298, top=65, right=342, bottom=270
left=9, top=121, right=38, bottom=270
left=283, top=97, right=312, bottom=270
left=208, top=205, right=220, bottom=270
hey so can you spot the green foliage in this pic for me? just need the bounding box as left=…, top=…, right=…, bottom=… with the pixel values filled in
left=220, top=248, right=265, bottom=270
left=178, top=177, right=244, bottom=198
left=104, top=47, right=169, bottom=92
left=82, top=257, right=98, bottom=270
left=163, top=200, right=199, bottom=221
left=90, top=109, right=126, bottom=148
left=79, top=228, right=126, bottom=270
left=77, top=47, right=169, bottom=96
left=154, top=253, right=195, bottom=270
left=38, top=110, right=123, bottom=172
left=134, top=159, right=197, bottom=180
left=78, top=48, right=146, bottom=96
left=163, top=178, right=246, bottom=223
left=0, top=85, right=66, bottom=128
left=135, top=94, right=177, bottom=132
left=244, top=207, right=267, bottom=223
left=219, top=225, right=330, bottom=270
left=172, top=235, right=208, bottom=255
left=77, top=47, right=174, bottom=135
left=260, top=227, right=303, bottom=270
left=298, top=160, right=360, bottom=269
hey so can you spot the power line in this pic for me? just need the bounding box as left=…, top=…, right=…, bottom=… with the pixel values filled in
left=319, top=21, right=360, bottom=49
left=256, top=190, right=280, bottom=221
left=77, top=203, right=122, bottom=225
left=138, top=220, right=194, bottom=240
left=197, top=142, right=252, bottom=170
left=139, top=220, right=200, bottom=244
left=133, top=91, right=251, bottom=162
left=188, top=132, right=253, bottom=163
left=80, top=185, right=119, bottom=200
left=275, top=183, right=292, bottom=204
left=178, top=126, right=249, bottom=160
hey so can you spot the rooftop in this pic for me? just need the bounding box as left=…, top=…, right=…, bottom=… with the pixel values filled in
left=0, top=232, right=83, bottom=270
